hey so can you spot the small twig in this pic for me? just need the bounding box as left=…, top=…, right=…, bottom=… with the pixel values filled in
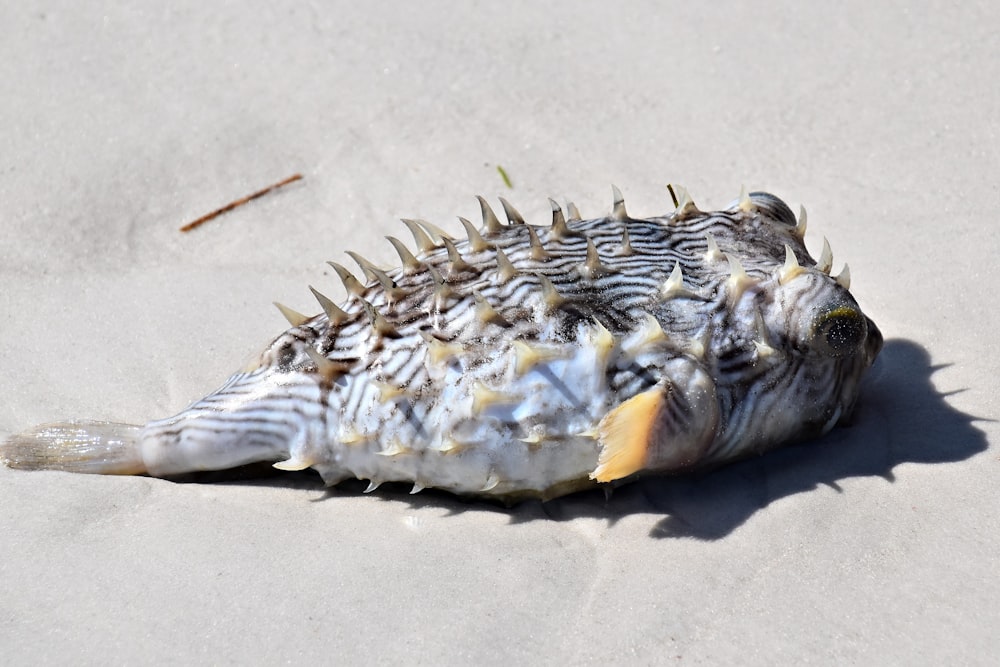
left=666, top=183, right=679, bottom=208
left=179, top=173, right=303, bottom=233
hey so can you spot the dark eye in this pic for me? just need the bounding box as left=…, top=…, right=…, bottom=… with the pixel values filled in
left=814, top=306, right=867, bottom=356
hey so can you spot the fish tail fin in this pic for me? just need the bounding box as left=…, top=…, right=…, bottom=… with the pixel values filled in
left=1, top=421, right=147, bottom=475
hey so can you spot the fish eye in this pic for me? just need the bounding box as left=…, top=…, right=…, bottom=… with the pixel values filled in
left=813, top=306, right=867, bottom=356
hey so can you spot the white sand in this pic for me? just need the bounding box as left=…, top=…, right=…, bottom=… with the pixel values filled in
left=1, top=2, right=998, bottom=663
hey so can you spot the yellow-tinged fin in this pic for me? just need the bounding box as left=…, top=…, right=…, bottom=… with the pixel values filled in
left=590, top=387, right=665, bottom=482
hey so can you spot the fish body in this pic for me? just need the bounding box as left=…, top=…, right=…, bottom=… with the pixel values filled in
left=1, top=188, right=882, bottom=500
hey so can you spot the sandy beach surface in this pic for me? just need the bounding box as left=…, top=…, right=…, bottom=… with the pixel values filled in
left=1, top=2, right=997, bottom=664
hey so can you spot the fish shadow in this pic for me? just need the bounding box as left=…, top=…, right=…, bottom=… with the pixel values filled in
left=211, top=338, right=988, bottom=539
left=566, top=337, right=988, bottom=539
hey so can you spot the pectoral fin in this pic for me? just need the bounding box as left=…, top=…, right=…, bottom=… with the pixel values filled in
left=590, top=360, right=718, bottom=483
left=590, top=386, right=666, bottom=482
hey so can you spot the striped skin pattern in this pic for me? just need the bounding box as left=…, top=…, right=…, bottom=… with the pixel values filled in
left=1, top=187, right=882, bottom=501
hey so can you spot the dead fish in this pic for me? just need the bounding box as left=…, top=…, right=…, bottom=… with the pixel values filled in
left=1, top=186, right=882, bottom=501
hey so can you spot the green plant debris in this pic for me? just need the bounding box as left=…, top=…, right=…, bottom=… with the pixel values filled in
left=496, top=165, right=513, bottom=189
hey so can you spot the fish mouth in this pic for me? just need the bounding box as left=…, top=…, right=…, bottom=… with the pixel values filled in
left=863, top=316, right=884, bottom=367
left=829, top=316, right=882, bottom=430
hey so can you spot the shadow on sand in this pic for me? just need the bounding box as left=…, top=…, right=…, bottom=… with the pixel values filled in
left=582, top=337, right=986, bottom=538
left=205, top=338, right=988, bottom=539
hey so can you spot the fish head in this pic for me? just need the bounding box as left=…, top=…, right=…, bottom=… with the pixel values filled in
left=749, top=266, right=881, bottom=452
left=712, top=193, right=883, bottom=453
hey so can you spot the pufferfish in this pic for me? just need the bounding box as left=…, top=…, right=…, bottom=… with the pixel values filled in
left=1, top=186, right=882, bottom=501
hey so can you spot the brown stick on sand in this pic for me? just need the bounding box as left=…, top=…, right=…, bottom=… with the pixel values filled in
left=179, top=173, right=303, bottom=232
